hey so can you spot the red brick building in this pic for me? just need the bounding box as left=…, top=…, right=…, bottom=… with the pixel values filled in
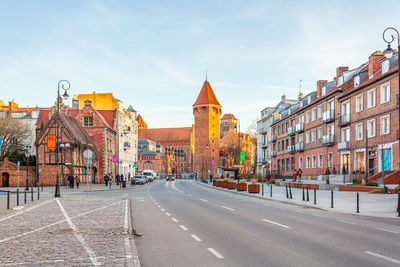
left=1, top=157, right=36, bottom=187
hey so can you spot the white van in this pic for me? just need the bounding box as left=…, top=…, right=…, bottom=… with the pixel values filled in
left=142, top=169, right=157, bottom=181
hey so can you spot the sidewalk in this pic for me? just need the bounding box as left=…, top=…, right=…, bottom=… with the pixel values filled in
left=201, top=181, right=400, bottom=218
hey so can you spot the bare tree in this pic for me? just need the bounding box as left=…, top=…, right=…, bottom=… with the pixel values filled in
left=0, top=117, right=31, bottom=159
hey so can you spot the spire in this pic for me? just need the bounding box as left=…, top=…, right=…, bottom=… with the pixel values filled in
left=298, top=79, right=303, bottom=101
left=206, top=68, right=208, bottom=81
left=193, top=80, right=221, bottom=107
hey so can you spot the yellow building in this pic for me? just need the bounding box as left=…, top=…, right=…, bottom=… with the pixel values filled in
left=77, top=92, right=119, bottom=110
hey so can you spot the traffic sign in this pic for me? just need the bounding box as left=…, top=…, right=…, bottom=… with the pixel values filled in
left=233, top=165, right=244, bottom=168
left=240, top=152, right=246, bottom=161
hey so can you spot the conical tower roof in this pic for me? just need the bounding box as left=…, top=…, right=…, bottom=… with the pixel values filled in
left=193, top=80, right=221, bottom=107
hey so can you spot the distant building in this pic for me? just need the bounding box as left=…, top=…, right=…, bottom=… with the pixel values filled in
left=220, top=113, right=237, bottom=138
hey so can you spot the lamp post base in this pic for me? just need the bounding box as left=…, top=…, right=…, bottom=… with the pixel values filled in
left=55, top=184, right=61, bottom=197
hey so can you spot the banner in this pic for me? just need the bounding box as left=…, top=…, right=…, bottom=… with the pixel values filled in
left=47, top=135, right=56, bottom=150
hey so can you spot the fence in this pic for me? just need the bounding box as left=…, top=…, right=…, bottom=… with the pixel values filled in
left=0, top=186, right=41, bottom=210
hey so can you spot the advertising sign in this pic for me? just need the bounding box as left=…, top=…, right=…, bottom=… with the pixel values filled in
left=240, top=152, right=246, bottom=161
left=113, top=155, right=118, bottom=163
left=47, top=135, right=56, bottom=150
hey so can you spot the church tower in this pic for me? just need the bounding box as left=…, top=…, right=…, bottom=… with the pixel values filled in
left=193, top=79, right=221, bottom=178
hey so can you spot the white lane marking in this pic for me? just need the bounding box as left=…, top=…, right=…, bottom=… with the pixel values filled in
left=124, top=199, right=137, bottom=267
left=262, top=219, right=291, bottom=229
left=187, top=194, right=193, bottom=197
left=364, top=251, right=400, bottom=264
left=0, top=198, right=55, bottom=222
left=166, top=212, right=171, bottom=216
left=312, top=214, right=326, bottom=218
left=341, top=220, right=357, bottom=225
left=172, top=218, right=178, bottom=223
left=221, top=206, right=235, bottom=211
left=376, top=228, right=399, bottom=234
left=207, top=248, right=224, bottom=259
left=157, top=205, right=161, bottom=208
left=179, top=225, right=188, bottom=231
left=200, top=198, right=208, bottom=202
left=0, top=200, right=123, bottom=243
left=56, top=199, right=101, bottom=266
left=191, top=234, right=202, bottom=242
left=161, top=208, right=165, bottom=212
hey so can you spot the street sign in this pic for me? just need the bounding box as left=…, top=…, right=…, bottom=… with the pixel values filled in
left=83, top=149, right=94, bottom=159
left=211, top=160, right=215, bottom=166
left=233, top=165, right=244, bottom=168
left=240, top=152, right=246, bottom=161
left=195, top=167, right=199, bottom=171
left=0, top=137, right=2, bottom=152
left=17, top=161, right=20, bottom=167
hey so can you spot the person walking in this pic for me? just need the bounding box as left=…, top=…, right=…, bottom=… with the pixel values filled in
left=109, top=174, right=113, bottom=188
left=298, top=168, right=302, bottom=182
left=116, top=173, right=120, bottom=185
left=104, top=174, right=109, bottom=187
left=293, top=169, right=297, bottom=182
left=75, top=175, right=80, bottom=189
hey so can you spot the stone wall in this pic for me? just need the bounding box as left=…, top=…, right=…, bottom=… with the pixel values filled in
left=0, top=157, right=37, bottom=187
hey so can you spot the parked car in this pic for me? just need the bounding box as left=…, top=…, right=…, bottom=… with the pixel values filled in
left=166, top=174, right=175, bottom=181
left=132, top=175, right=145, bottom=185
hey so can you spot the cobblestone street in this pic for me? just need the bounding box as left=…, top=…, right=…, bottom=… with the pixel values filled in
left=0, top=196, right=138, bottom=266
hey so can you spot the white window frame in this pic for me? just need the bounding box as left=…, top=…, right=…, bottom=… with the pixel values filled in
left=382, top=59, right=390, bottom=74
left=306, top=156, right=310, bottom=168
left=311, top=108, right=316, bottom=121
left=367, top=119, right=376, bottom=138
left=299, top=157, right=303, bottom=169
left=367, top=88, right=376, bottom=108
left=380, top=82, right=390, bottom=104
left=354, top=75, right=360, bottom=87
left=311, top=155, right=316, bottom=168
left=318, top=105, right=323, bottom=118
left=311, top=129, right=316, bottom=142
left=306, top=131, right=310, bottom=144
left=356, top=94, right=363, bottom=113
left=318, top=154, right=323, bottom=168
left=306, top=111, right=310, bottom=123
left=380, top=114, right=390, bottom=135
left=328, top=152, right=333, bottom=168
left=318, top=127, right=323, bottom=140
left=341, top=127, right=350, bottom=142
left=356, top=123, right=363, bottom=141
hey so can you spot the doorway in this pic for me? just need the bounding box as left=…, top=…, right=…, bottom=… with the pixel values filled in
left=382, top=148, right=392, bottom=171
left=2, top=172, right=10, bottom=187
left=369, top=158, right=375, bottom=176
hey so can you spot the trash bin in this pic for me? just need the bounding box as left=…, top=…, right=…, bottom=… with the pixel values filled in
left=382, top=186, right=387, bottom=193
left=122, top=181, right=126, bottom=188
left=326, top=178, right=330, bottom=184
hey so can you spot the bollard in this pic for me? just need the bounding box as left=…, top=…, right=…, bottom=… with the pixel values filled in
left=41, top=184, right=44, bottom=192
left=31, top=186, right=33, bottom=201
left=356, top=192, right=360, bottom=213
left=262, top=184, right=264, bottom=196
left=17, top=189, right=19, bottom=206
left=306, top=187, right=309, bottom=202
left=286, top=186, right=289, bottom=198
left=313, top=189, right=316, bottom=204
left=270, top=184, right=272, bottom=197
left=7, top=191, right=10, bottom=209
left=289, top=186, right=292, bottom=199
left=38, top=186, right=40, bottom=200
left=331, top=190, right=334, bottom=208
left=302, top=188, right=305, bottom=201
left=24, top=190, right=27, bottom=204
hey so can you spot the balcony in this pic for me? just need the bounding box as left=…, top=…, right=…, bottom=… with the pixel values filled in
left=261, top=142, right=268, bottom=148
left=271, top=150, right=277, bottom=157
left=288, top=126, right=295, bottom=136
left=124, top=142, right=131, bottom=149
left=258, top=127, right=268, bottom=134
left=322, top=134, right=335, bottom=146
left=271, top=134, right=277, bottom=142
left=295, top=142, right=304, bottom=152
left=287, top=145, right=295, bottom=154
left=295, top=123, right=304, bottom=133
left=338, top=141, right=350, bottom=150
left=339, top=114, right=351, bottom=126
left=323, top=110, right=335, bottom=123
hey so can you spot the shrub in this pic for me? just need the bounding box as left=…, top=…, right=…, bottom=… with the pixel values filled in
left=261, top=177, right=267, bottom=183
left=366, top=181, right=379, bottom=187
left=325, top=168, right=330, bottom=175
left=361, top=179, right=366, bottom=186
left=353, top=178, right=362, bottom=185
left=270, top=177, right=275, bottom=184
left=394, top=186, right=399, bottom=194
left=239, top=179, right=247, bottom=184
left=250, top=179, right=257, bottom=184
left=223, top=178, right=229, bottom=182
left=369, top=189, right=382, bottom=194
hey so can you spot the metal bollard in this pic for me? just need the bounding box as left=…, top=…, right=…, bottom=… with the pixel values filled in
left=306, top=187, right=309, bottom=202
left=285, top=186, right=289, bottom=198
left=17, top=189, right=19, bottom=206
left=262, top=184, right=264, bottom=196
left=38, top=186, right=40, bottom=200
left=331, top=190, right=334, bottom=208
left=302, top=188, right=305, bottom=201
left=31, top=186, right=33, bottom=201
left=7, top=191, right=10, bottom=209
left=270, top=184, right=272, bottom=197
left=314, top=189, right=316, bottom=204
left=24, top=190, right=27, bottom=204
left=356, top=192, right=360, bottom=213
left=41, top=184, right=44, bottom=192
left=289, top=186, right=292, bottom=199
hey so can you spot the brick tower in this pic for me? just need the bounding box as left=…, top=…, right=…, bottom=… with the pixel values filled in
left=193, top=79, right=221, bottom=178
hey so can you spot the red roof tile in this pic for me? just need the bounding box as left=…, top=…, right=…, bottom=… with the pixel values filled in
left=221, top=113, right=236, bottom=120
left=193, top=80, right=221, bottom=107
left=139, top=127, right=192, bottom=146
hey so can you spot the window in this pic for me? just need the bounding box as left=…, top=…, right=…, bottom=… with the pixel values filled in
left=318, top=127, right=323, bottom=140
left=367, top=119, right=376, bottom=138
left=299, top=114, right=304, bottom=123
left=341, top=127, right=350, bottom=142
left=328, top=153, right=333, bottom=168
left=277, top=142, right=280, bottom=151
left=299, top=133, right=304, bottom=143
left=318, top=105, right=323, bottom=118
left=83, top=116, right=93, bottom=127
left=278, top=126, right=280, bottom=135
left=306, top=131, right=310, bottom=144
left=312, top=155, right=316, bottom=168
left=354, top=75, right=360, bottom=87
left=342, top=100, right=350, bottom=115
left=282, top=124, right=285, bottom=133
left=327, top=100, right=335, bottom=113
left=382, top=59, right=390, bottom=74
left=322, top=86, right=326, bottom=95
left=367, top=89, right=376, bottom=108
left=327, top=123, right=334, bottom=136
left=286, top=139, right=289, bottom=149
left=381, top=82, right=390, bottom=104
left=356, top=123, right=363, bottom=141
left=318, top=154, right=323, bottom=168
left=273, top=128, right=276, bottom=135
left=291, top=157, right=295, bottom=171
left=356, top=94, right=363, bottom=113
left=286, top=158, right=290, bottom=171
left=311, top=108, right=316, bottom=121
left=286, top=122, right=289, bottom=132
left=306, top=111, right=310, bottom=123
left=299, top=157, right=303, bottom=169
left=282, top=142, right=284, bottom=151
left=306, top=156, right=310, bottom=168
left=380, top=115, right=390, bottom=135
left=338, top=75, right=344, bottom=86
left=311, top=129, right=316, bottom=142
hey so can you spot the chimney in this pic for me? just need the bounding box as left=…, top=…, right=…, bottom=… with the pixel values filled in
left=336, top=66, right=349, bottom=78
left=84, top=100, right=92, bottom=106
left=368, top=51, right=384, bottom=77
left=316, top=80, right=327, bottom=97
left=281, top=94, right=286, bottom=102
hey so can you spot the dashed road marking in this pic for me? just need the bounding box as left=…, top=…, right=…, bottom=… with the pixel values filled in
left=200, top=198, right=208, bottom=202
left=221, top=206, right=235, bottom=211
left=312, top=214, right=327, bottom=218
left=179, top=225, right=188, bottom=231
left=262, top=219, right=291, bottom=229
left=187, top=194, right=193, bottom=197
left=161, top=208, right=165, bottom=211
left=166, top=212, right=171, bottom=216
left=341, top=220, right=357, bottom=225
left=376, top=228, right=399, bottom=234
left=207, top=248, right=224, bottom=259
left=191, top=234, right=202, bottom=242
left=172, top=218, right=178, bottom=223
left=364, top=251, right=400, bottom=264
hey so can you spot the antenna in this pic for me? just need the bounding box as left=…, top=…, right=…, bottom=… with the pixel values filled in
left=299, top=79, right=303, bottom=94
left=206, top=68, right=208, bottom=81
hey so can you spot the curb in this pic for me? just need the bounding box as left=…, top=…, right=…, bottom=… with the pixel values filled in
left=127, top=199, right=141, bottom=267
left=196, top=181, right=400, bottom=220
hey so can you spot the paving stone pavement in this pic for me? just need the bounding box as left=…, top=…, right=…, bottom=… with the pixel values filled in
left=0, top=196, right=136, bottom=266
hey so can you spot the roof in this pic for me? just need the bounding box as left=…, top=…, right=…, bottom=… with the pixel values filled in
left=137, top=114, right=147, bottom=127
left=221, top=113, right=237, bottom=120
left=139, top=127, right=192, bottom=146
left=193, top=80, right=221, bottom=107
left=127, top=105, right=136, bottom=112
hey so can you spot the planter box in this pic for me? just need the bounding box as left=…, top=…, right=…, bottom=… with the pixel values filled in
left=213, top=180, right=216, bottom=186
left=227, top=182, right=236, bottom=189
left=339, top=185, right=382, bottom=192
left=222, top=181, right=228, bottom=188
left=237, top=183, right=247, bottom=191
left=216, top=181, right=222, bottom=187
left=248, top=184, right=260, bottom=193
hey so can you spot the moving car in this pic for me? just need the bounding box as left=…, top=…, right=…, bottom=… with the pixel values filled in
left=132, top=175, right=145, bottom=185
left=166, top=174, right=175, bottom=181
left=142, top=169, right=157, bottom=181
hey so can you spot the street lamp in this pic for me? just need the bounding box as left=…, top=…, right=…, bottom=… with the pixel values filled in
left=55, top=80, right=70, bottom=197
left=382, top=27, right=400, bottom=216
left=25, top=145, right=31, bottom=191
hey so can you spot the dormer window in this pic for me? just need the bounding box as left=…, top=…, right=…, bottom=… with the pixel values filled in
left=354, top=75, right=360, bottom=87
left=322, top=86, right=326, bottom=95
left=382, top=59, right=390, bottom=74
left=338, top=75, right=344, bottom=86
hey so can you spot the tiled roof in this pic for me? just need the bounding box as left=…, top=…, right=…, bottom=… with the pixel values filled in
left=193, top=80, right=221, bottom=107
left=139, top=127, right=192, bottom=146
left=221, top=113, right=237, bottom=120
left=96, top=110, right=116, bottom=129
left=137, top=114, right=147, bottom=127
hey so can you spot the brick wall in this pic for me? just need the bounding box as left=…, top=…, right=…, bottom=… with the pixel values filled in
left=0, top=158, right=37, bottom=187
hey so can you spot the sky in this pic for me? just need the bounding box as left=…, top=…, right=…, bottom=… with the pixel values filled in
left=1, top=0, right=400, bottom=130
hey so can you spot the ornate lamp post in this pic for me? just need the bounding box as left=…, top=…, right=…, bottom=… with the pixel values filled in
left=55, top=80, right=70, bottom=197
left=383, top=27, right=400, bottom=216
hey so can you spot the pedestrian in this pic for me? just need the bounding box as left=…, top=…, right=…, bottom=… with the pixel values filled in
left=293, top=169, right=297, bottom=182
left=104, top=174, right=109, bottom=187
left=298, top=168, right=302, bottom=182
left=67, top=174, right=73, bottom=188
left=121, top=174, right=124, bottom=183
left=109, top=175, right=113, bottom=188
left=116, top=173, right=120, bottom=185
left=75, top=175, right=80, bottom=189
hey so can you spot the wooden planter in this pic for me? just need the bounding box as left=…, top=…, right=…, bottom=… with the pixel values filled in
left=237, top=183, right=247, bottom=191
left=248, top=184, right=260, bottom=193
left=216, top=181, right=222, bottom=187
left=222, top=181, right=228, bottom=188
left=227, top=181, right=236, bottom=189
left=213, top=180, right=216, bottom=186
